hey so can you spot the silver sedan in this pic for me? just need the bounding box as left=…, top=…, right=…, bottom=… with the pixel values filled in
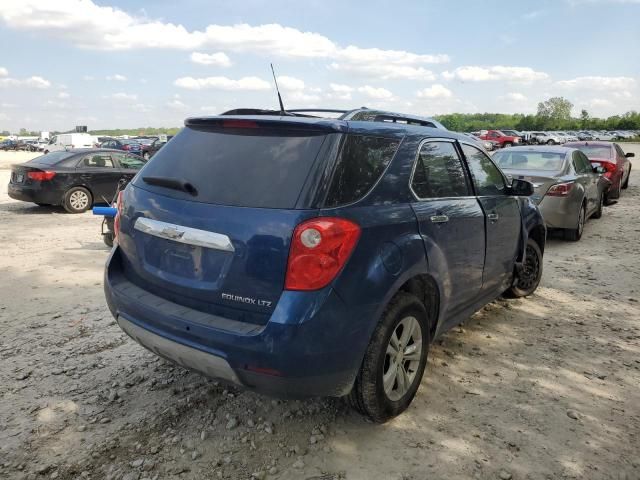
left=493, top=146, right=611, bottom=241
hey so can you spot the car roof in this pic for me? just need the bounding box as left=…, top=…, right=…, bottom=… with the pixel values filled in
left=564, top=141, right=613, bottom=147
left=497, top=145, right=572, bottom=156
left=65, top=148, right=142, bottom=156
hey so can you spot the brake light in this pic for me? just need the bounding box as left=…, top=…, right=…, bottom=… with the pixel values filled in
left=547, top=182, right=574, bottom=196
left=285, top=217, right=361, bottom=291
left=601, top=161, right=617, bottom=179
left=223, top=120, right=259, bottom=129
left=114, top=191, right=123, bottom=240
left=122, top=144, right=130, bottom=150
left=27, top=171, right=56, bottom=181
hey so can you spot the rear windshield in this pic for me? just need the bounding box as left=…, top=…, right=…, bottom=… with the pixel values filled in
left=133, top=126, right=328, bottom=208
left=493, top=151, right=565, bottom=171
left=571, top=144, right=612, bottom=159
left=28, top=151, right=76, bottom=165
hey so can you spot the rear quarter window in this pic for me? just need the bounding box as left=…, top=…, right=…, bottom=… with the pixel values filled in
left=324, top=135, right=400, bottom=207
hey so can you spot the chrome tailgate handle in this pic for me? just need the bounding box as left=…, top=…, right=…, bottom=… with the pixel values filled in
left=134, top=217, right=235, bottom=252
left=487, top=213, right=499, bottom=221
left=430, top=215, right=449, bottom=224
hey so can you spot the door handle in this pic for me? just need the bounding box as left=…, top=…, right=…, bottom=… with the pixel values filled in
left=487, top=213, right=499, bottom=222
left=430, top=215, right=449, bottom=224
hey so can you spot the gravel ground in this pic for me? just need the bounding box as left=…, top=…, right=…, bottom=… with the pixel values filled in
left=0, top=146, right=639, bottom=480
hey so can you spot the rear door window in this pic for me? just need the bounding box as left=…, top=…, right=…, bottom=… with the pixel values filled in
left=411, top=141, right=470, bottom=198
left=461, top=143, right=507, bottom=196
left=324, top=135, right=400, bottom=207
left=83, top=153, right=114, bottom=168
left=134, top=125, right=329, bottom=208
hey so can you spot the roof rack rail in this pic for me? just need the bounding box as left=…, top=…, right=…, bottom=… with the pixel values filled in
left=341, top=109, right=446, bottom=129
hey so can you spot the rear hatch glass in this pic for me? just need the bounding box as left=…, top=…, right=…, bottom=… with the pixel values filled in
left=132, top=124, right=329, bottom=208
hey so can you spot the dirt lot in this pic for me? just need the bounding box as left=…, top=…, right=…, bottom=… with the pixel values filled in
left=1, top=147, right=639, bottom=480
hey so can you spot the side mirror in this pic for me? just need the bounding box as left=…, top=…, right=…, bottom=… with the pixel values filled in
left=592, top=165, right=606, bottom=174
left=625, top=152, right=635, bottom=158
left=509, top=178, right=534, bottom=196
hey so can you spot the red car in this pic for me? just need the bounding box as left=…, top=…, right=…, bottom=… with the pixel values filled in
left=565, top=141, right=633, bottom=200
left=478, top=130, right=521, bottom=148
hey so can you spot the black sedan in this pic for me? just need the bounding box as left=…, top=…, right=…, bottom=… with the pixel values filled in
left=8, top=149, right=146, bottom=213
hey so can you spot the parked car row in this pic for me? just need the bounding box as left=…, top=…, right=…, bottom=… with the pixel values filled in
left=493, top=140, right=633, bottom=241
left=471, top=129, right=639, bottom=147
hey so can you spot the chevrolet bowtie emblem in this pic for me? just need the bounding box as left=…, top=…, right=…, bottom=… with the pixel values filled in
left=161, top=227, right=185, bottom=239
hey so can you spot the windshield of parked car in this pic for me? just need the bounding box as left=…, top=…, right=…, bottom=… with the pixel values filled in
left=493, top=151, right=566, bottom=171
left=28, top=151, right=76, bottom=165
left=570, top=144, right=612, bottom=159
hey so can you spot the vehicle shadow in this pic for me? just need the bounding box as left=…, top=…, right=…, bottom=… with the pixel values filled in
left=0, top=202, right=66, bottom=215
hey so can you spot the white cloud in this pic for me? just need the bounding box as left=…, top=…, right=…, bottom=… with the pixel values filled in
left=166, top=99, right=188, bottom=110
left=57, top=91, right=70, bottom=99
left=106, top=92, right=137, bottom=100
left=174, top=76, right=271, bottom=91
left=200, top=106, right=217, bottom=112
left=0, top=67, right=7, bottom=77
left=556, top=76, right=636, bottom=90
left=0, top=74, right=50, bottom=89
left=329, top=46, right=445, bottom=81
left=276, top=76, right=305, bottom=91
left=442, top=65, right=549, bottom=83
left=504, top=92, right=527, bottom=101
left=0, top=1, right=448, bottom=71
left=416, top=84, right=452, bottom=99
left=329, top=83, right=354, bottom=93
left=190, top=52, right=231, bottom=67
left=82, top=75, right=95, bottom=81
left=357, top=85, right=393, bottom=100
left=106, top=74, right=127, bottom=81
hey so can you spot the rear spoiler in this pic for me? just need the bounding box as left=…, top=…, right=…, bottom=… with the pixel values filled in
left=185, top=116, right=348, bottom=134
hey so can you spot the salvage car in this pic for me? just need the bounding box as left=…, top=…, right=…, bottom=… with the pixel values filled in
left=493, top=146, right=609, bottom=241
left=564, top=141, right=632, bottom=200
left=104, top=108, right=546, bottom=422
left=8, top=149, right=146, bottom=213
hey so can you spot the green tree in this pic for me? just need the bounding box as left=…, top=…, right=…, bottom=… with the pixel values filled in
left=537, top=97, right=573, bottom=128
left=579, top=109, right=589, bottom=129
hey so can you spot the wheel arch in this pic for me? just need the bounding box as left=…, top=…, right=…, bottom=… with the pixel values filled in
left=393, top=273, right=440, bottom=337
left=528, top=224, right=546, bottom=255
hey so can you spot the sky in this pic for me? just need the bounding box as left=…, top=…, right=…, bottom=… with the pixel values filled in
left=0, top=0, right=639, bottom=132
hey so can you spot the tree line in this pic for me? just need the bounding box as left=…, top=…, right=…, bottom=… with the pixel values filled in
left=435, top=97, right=640, bottom=132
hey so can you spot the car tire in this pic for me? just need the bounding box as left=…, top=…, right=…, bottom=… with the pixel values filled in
left=592, top=192, right=604, bottom=219
left=347, top=292, right=431, bottom=423
left=506, top=238, right=543, bottom=298
left=564, top=203, right=586, bottom=241
left=63, top=187, right=92, bottom=214
left=547, top=140, right=555, bottom=145
left=44, top=150, right=49, bottom=154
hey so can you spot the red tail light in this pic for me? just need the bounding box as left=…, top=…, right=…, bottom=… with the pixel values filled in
left=122, top=144, right=130, bottom=150
left=601, top=161, right=617, bottom=179
left=27, top=171, right=56, bottom=181
left=285, top=217, right=361, bottom=291
left=114, top=191, right=124, bottom=240
left=547, top=182, right=574, bottom=197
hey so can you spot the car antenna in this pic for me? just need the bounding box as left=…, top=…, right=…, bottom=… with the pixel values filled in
left=270, top=63, right=287, bottom=116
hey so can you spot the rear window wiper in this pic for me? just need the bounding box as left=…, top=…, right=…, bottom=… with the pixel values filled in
left=142, top=176, right=198, bottom=196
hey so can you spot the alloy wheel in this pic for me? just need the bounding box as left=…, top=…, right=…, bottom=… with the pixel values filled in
left=69, top=191, right=89, bottom=211
left=383, top=316, right=423, bottom=401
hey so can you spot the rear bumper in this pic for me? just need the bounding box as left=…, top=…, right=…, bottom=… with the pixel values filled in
left=7, top=183, right=62, bottom=205
left=538, top=196, right=579, bottom=229
left=104, top=246, right=371, bottom=398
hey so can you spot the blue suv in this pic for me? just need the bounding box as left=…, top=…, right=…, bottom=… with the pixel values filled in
left=104, top=108, right=545, bottom=422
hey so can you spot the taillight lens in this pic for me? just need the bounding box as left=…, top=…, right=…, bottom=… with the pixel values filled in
left=547, top=182, right=574, bottom=196
left=114, top=191, right=124, bottom=240
left=27, top=171, right=56, bottom=181
left=123, top=144, right=130, bottom=150
left=601, top=161, right=617, bottom=179
left=285, top=217, right=361, bottom=291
